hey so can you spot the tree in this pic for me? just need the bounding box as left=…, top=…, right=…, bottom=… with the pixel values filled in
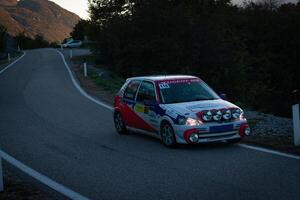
left=70, top=19, right=91, bottom=41
left=85, top=0, right=300, bottom=117
left=0, top=24, right=7, bottom=52
left=16, top=32, right=49, bottom=49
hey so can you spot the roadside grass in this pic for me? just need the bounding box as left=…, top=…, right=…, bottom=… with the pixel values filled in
left=71, top=54, right=125, bottom=93
left=87, top=69, right=124, bottom=92
left=71, top=54, right=97, bottom=65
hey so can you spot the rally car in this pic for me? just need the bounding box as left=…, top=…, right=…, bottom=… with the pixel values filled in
left=113, top=75, right=250, bottom=147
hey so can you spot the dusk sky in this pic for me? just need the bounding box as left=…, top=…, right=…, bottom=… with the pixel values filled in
left=50, top=0, right=298, bottom=19
left=51, top=0, right=89, bottom=19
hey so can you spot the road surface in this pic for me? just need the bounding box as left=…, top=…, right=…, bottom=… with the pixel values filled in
left=1, top=49, right=300, bottom=200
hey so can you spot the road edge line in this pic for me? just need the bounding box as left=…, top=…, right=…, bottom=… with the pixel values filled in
left=0, top=150, right=90, bottom=200
left=0, top=52, right=26, bottom=74
left=53, top=49, right=113, bottom=111
left=237, top=144, right=300, bottom=160
left=0, top=50, right=91, bottom=200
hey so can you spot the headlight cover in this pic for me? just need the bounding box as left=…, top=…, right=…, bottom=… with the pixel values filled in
left=222, top=109, right=232, bottom=120
left=212, top=110, right=222, bottom=121
left=202, top=110, right=213, bottom=122
left=232, top=108, right=242, bottom=119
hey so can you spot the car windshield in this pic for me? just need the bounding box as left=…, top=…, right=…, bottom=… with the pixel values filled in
left=158, top=79, right=220, bottom=104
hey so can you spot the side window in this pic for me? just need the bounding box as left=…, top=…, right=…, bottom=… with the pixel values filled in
left=123, top=80, right=141, bottom=100
left=136, top=81, right=156, bottom=102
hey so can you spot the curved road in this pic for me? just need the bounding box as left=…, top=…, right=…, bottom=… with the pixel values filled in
left=1, top=49, right=300, bottom=200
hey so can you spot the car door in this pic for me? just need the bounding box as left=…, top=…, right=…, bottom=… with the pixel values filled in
left=134, top=81, right=159, bottom=133
left=121, top=80, right=141, bottom=127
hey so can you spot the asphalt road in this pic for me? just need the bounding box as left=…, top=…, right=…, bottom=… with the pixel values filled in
left=1, top=49, right=300, bottom=200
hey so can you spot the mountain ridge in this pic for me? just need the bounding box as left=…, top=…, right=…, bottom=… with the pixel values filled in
left=0, top=0, right=80, bottom=42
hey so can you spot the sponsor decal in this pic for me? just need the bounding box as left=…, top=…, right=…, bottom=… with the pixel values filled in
left=159, top=79, right=201, bottom=84
left=186, top=101, right=227, bottom=111
left=158, top=83, right=170, bottom=89
left=134, top=103, right=145, bottom=113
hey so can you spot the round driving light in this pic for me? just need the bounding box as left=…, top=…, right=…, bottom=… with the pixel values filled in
left=202, top=110, right=212, bottom=121
left=244, top=127, right=251, bottom=136
left=189, top=133, right=199, bottom=143
left=213, top=110, right=222, bottom=121
left=222, top=109, right=232, bottom=120
left=232, top=108, right=242, bottom=119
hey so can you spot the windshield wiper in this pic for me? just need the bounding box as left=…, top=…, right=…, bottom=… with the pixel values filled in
left=166, top=100, right=184, bottom=104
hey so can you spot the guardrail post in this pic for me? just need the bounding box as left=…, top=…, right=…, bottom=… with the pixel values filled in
left=292, top=90, right=300, bottom=146
left=70, top=49, right=73, bottom=58
left=7, top=53, right=10, bottom=63
left=0, top=152, right=3, bottom=192
left=83, top=58, right=87, bottom=77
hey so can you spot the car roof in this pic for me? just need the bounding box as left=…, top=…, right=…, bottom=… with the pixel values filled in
left=127, top=75, right=198, bottom=82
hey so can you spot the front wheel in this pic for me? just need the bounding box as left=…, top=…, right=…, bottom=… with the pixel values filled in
left=160, top=122, right=177, bottom=148
left=114, top=111, right=128, bottom=135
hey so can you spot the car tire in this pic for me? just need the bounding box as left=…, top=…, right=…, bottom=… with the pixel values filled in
left=227, top=138, right=241, bottom=144
left=160, top=122, right=177, bottom=148
left=114, top=111, right=128, bottom=135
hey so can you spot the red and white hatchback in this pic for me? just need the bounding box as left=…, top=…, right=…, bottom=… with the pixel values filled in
left=113, top=75, right=250, bottom=147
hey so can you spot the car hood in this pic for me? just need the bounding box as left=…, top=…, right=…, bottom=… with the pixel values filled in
left=163, top=99, right=239, bottom=117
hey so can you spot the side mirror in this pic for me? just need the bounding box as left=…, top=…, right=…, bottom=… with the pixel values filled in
left=219, top=93, right=227, bottom=100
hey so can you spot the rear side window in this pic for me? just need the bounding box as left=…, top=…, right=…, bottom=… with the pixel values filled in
left=123, top=80, right=141, bottom=100
left=136, top=81, right=156, bottom=102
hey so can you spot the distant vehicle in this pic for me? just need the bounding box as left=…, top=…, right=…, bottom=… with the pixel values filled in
left=62, top=40, right=82, bottom=48
left=113, top=75, right=250, bottom=148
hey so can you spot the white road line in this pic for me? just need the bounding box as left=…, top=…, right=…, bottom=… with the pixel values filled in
left=237, top=144, right=300, bottom=160
left=0, top=50, right=91, bottom=200
left=0, top=52, right=26, bottom=74
left=53, top=49, right=113, bottom=111
left=53, top=49, right=300, bottom=162
left=0, top=150, right=90, bottom=200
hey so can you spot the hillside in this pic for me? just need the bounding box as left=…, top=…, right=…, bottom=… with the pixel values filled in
left=0, top=0, right=80, bottom=42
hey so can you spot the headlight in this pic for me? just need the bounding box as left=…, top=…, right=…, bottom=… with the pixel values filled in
left=222, top=109, right=232, bottom=120
left=189, top=133, right=199, bottom=143
left=186, top=117, right=202, bottom=126
left=212, top=110, right=222, bottom=121
left=202, top=110, right=213, bottom=121
left=178, top=117, right=202, bottom=126
left=232, top=108, right=242, bottom=119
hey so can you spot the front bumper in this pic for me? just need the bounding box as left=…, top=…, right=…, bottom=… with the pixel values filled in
left=173, top=120, right=249, bottom=144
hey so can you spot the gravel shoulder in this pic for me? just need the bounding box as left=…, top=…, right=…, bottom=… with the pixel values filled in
left=243, top=111, right=300, bottom=155
left=0, top=52, right=23, bottom=71
left=67, top=49, right=300, bottom=156
left=0, top=162, right=62, bottom=200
